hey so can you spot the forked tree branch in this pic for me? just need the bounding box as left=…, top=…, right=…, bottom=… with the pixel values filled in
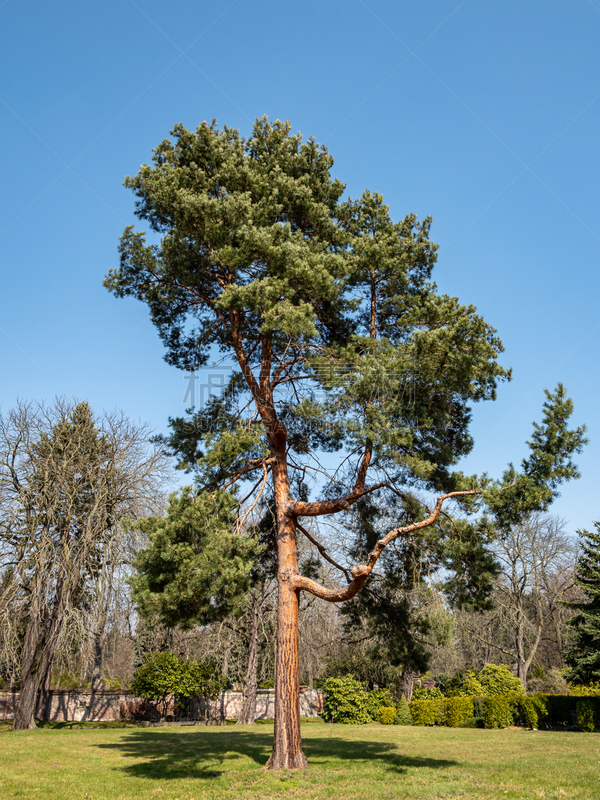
left=293, top=489, right=479, bottom=601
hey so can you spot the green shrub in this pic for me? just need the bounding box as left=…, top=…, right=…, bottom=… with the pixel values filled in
left=445, top=664, right=523, bottom=698
left=482, top=696, right=513, bottom=728
left=130, top=652, right=225, bottom=720
left=376, top=706, right=397, bottom=725
left=409, top=699, right=444, bottom=726
left=576, top=699, right=596, bottom=732
left=576, top=698, right=598, bottom=732
left=394, top=694, right=412, bottom=726
left=459, top=673, right=486, bottom=697
left=515, top=696, right=539, bottom=729
left=322, top=677, right=372, bottom=724
left=445, top=670, right=485, bottom=697
left=478, top=664, right=524, bottom=696
left=366, top=688, right=394, bottom=719
left=131, top=652, right=183, bottom=718
left=472, top=697, right=484, bottom=718
left=444, top=697, right=474, bottom=727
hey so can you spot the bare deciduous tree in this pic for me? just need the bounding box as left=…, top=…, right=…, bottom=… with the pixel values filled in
left=0, top=400, right=168, bottom=729
left=462, top=514, right=575, bottom=686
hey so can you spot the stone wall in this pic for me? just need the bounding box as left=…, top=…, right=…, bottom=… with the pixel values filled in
left=192, top=688, right=323, bottom=721
left=0, top=688, right=324, bottom=722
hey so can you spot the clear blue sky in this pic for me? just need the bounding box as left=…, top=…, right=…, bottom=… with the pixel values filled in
left=1, top=0, right=598, bottom=531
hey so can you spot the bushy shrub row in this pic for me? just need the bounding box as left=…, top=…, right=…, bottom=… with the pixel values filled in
left=409, top=692, right=600, bottom=731
left=322, top=675, right=600, bottom=729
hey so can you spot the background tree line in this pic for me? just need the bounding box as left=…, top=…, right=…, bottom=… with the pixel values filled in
left=1, top=401, right=594, bottom=723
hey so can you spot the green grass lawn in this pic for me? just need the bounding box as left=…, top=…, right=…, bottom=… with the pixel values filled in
left=0, top=720, right=598, bottom=799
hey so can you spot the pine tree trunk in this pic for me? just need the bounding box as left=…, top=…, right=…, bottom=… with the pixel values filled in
left=237, top=591, right=261, bottom=725
left=265, top=508, right=307, bottom=768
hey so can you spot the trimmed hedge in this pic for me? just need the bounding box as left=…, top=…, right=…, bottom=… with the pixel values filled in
left=409, top=699, right=445, bottom=726
left=409, top=692, right=600, bottom=731
left=482, top=696, right=513, bottom=728
left=321, top=679, right=397, bottom=724
left=444, top=697, right=474, bottom=727
left=409, top=697, right=473, bottom=727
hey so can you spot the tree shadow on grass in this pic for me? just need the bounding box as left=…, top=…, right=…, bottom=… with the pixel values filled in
left=96, top=728, right=457, bottom=782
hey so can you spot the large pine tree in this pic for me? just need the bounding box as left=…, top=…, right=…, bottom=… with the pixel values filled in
left=565, top=523, right=600, bottom=684
left=105, top=117, right=587, bottom=767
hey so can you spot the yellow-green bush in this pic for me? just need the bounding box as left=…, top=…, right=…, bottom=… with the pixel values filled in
left=376, top=706, right=397, bottom=725
left=569, top=683, right=600, bottom=697
left=482, top=696, right=513, bottom=728
left=444, top=697, right=474, bottom=727
left=409, top=699, right=445, bottom=726
left=576, top=698, right=598, bottom=732
left=366, top=688, right=394, bottom=719
left=322, top=677, right=372, bottom=724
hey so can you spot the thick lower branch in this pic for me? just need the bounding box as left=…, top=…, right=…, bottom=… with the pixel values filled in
left=293, top=490, right=480, bottom=601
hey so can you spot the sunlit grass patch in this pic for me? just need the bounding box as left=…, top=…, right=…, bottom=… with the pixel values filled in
left=0, top=721, right=597, bottom=799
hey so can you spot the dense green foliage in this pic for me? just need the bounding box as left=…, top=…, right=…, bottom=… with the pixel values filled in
left=130, top=652, right=182, bottom=717
left=409, top=699, right=445, bottom=726
left=409, top=697, right=474, bottom=727
left=321, top=678, right=395, bottom=724
left=568, top=682, right=600, bottom=696
left=482, top=696, right=514, bottom=729
left=564, top=523, right=600, bottom=684
left=407, top=690, right=600, bottom=732
left=321, top=677, right=372, bottom=724
left=105, top=117, right=514, bottom=495
left=130, top=652, right=225, bottom=719
left=445, top=664, right=524, bottom=697
left=444, top=697, right=475, bottom=727
left=375, top=706, right=397, bottom=724
left=130, top=488, right=259, bottom=627
left=576, top=699, right=597, bottom=732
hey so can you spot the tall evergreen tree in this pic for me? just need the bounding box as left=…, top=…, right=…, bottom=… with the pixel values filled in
left=105, top=117, right=587, bottom=767
left=564, top=523, right=600, bottom=684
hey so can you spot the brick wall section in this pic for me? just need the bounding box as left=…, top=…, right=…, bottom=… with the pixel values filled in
left=0, top=689, right=324, bottom=722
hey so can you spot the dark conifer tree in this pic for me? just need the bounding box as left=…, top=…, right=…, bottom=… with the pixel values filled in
left=565, top=523, right=600, bottom=684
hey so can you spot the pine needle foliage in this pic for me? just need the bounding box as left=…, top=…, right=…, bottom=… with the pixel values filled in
left=564, top=523, right=600, bottom=684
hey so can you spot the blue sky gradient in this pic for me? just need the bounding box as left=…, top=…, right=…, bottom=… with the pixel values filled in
left=1, top=0, right=598, bottom=530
